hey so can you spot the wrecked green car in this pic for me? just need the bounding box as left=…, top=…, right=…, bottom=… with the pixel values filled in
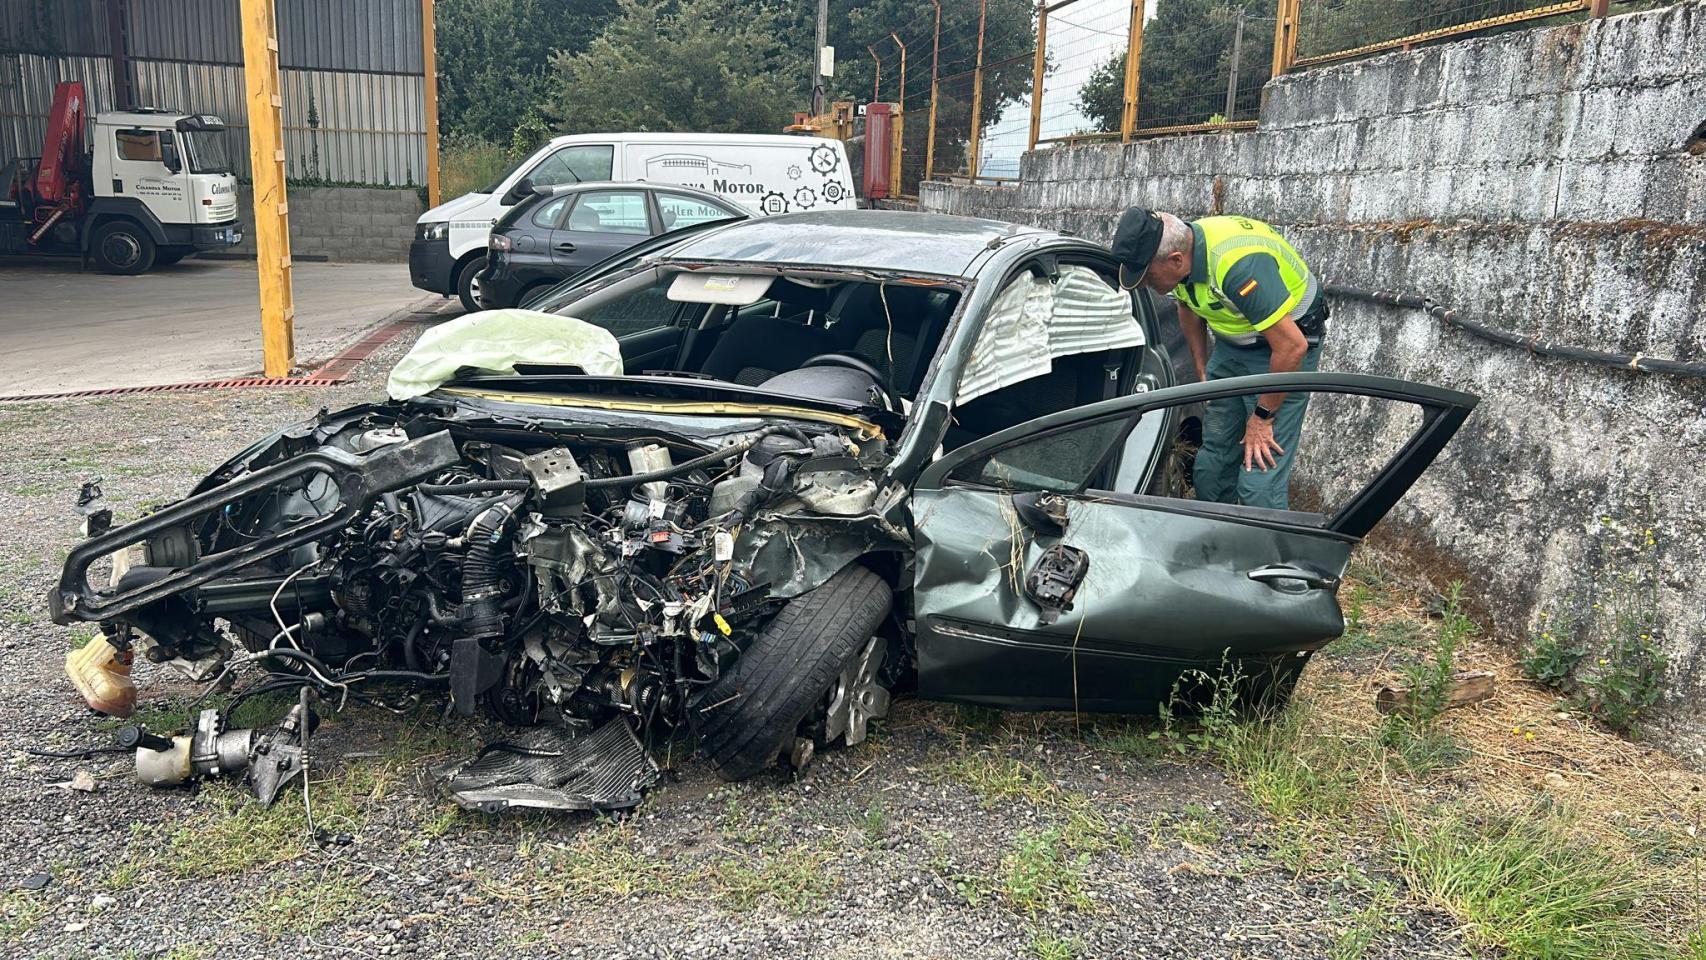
left=49, top=211, right=1475, bottom=813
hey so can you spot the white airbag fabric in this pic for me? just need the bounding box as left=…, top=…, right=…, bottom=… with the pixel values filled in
left=957, top=265, right=1145, bottom=403
left=386, top=308, right=623, bottom=400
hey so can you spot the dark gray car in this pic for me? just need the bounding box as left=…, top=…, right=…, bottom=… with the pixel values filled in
left=477, top=181, right=747, bottom=310
left=51, top=210, right=1474, bottom=814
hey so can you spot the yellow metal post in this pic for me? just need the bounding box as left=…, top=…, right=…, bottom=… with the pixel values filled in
left=925, top=0, right=941, bottom=181
left=421, top=0, right=440, bottom=208
left=1028, top=1, right=1047, bottom=151
left=968, top=0, right=988, bottom=180
left=240, top=0, right=294, bottom=377
left=1272, top=0, right=1299, bottom=75
left=890, top=32, right=906, bottom=198
left=1120, top=0, right=1145, bottom=141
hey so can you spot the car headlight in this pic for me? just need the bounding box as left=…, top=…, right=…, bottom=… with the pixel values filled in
left=417, top=221, right=449, bottom=241
left=488, top=233, right=512, bottom=252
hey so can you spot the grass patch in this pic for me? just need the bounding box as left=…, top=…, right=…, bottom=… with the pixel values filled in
left=701, top=845, right=835, bottom=914
left=0, top=891, right=47, bottom=941
left=241, top=868, right=367, bottom=937
left=938, top=752, right=1125, bottom=854
left=1028, top=927, right=1084, bottom=960
left=1394, top=805, right=1665, bottom=959
left=1001, top=828, right=1092, bottom=914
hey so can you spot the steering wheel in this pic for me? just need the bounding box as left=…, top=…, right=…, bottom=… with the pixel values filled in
left=800, top=352, right=897, bottom=410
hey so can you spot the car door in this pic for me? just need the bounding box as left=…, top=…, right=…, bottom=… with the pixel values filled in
left=909, top=371, right=1476, bottom=711
left=652, top=190, right=744, bottom=233
left=550, top=188, right=655, bottom=274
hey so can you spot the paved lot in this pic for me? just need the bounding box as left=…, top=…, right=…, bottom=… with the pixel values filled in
left=0, top=256, right=450, bottom=396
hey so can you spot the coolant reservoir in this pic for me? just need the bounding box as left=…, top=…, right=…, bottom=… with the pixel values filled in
left=65, top=636, right=136, bottom=717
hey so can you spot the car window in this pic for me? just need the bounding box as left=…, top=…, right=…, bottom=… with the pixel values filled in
left=553, top=270, right=683, bottom=338
left=656, top=192, right=738, bottom=230
left=954, top=417, right=1133, bottom=494
left=530, top=144, right=614, bottom=187
left=566, top=190, right=651, bottom=234
left=530, top=196, right=571, bottom=229
left=952, top=386, right=1430, bottom=517
left=115, top=129, right=163, bottom=162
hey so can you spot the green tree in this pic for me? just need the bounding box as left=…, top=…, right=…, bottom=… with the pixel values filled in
left=1078, top=0, right=1273, bottom=131
left=543, top=0, right=806, bottom=135
left=436, top=0, right=618, bottom=142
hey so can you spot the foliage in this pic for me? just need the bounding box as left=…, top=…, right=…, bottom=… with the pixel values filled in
left=1522, top=610, right=1586, bottom=688
left=1577, top=615, right=1666, bottom=735
left=1078, top=0, right=1273, bottom=132
left=543, top=0, right=806, bottom=135
left=1394, top=804, right=1666, bottom=959
left=436, top=0, right=618, bottom=142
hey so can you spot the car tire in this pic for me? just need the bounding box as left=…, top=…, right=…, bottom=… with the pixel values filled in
left=154, top=247, right=190, bottom=267
left=91, top=221, right=157, bottom=274
left=694, top=564, right=892, bottom=782
left=515, top=280, right=555, bottom=310
left=454, top=256, right=486, bottom=313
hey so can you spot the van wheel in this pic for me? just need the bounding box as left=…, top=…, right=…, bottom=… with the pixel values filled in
left=454, top=257, right=486, bottom=313
left=693, top=565, right=893, bottom=781
left=91, top=221, right=157, bottom=274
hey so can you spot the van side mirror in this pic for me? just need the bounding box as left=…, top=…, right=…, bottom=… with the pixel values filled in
left=159, top=131, right=182, bottom=174
left=502, top=178, right=534, bottom=206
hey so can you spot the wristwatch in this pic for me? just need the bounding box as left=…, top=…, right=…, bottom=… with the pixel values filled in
left=1253, top=403, right=1275, bottom=421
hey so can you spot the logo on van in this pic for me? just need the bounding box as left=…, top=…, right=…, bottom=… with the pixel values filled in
left=808, top=144, right=840, bottom=175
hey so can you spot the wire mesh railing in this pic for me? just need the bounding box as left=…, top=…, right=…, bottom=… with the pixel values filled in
left=865, top=0, right=1633, bottom=194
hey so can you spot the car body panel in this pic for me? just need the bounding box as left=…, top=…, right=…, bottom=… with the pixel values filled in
left=908, top=372, right=1477, bottom=710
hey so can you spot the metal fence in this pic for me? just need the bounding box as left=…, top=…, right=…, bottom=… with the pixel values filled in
left=0, top=0, right=426, bottom=186
left=879, top=0, right=1648, bottom=195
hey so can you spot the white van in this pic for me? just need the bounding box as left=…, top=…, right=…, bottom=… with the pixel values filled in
left=410, top=132, right=857, bottom=309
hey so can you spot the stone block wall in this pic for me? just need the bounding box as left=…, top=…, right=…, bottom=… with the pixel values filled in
left=920, top=2, right=1706, bottom=755
left=226, top=185, right=423, bottom=262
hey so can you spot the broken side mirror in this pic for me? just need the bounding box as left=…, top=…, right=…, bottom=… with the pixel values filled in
left=1011, top=490, right=1070, bottom=537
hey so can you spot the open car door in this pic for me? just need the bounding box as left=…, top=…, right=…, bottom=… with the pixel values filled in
left=910, top=372, right=1476, bottom=711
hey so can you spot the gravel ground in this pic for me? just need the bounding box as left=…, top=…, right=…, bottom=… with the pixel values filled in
left=0, top=326, right=1467, bottom=960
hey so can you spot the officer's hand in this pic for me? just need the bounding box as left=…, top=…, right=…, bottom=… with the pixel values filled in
left=1243, top=415, right=1285, bottom=472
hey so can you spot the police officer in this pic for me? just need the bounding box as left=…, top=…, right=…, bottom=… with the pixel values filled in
left=1110, top=207, right=1328, bottom=510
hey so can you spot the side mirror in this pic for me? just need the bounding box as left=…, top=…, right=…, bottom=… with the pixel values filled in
left=159, top=131, right=182, bottom=174
left=502, top=178, right=534, bottom=206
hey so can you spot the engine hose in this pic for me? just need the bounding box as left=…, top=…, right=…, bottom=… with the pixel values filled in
left=583, top=424, right=812, bottom=490
left=459, top=493, right=522, bottom=639
left=1326, top=284, right=1706, bottom=379
left=416, top=480, right=531, bottom=496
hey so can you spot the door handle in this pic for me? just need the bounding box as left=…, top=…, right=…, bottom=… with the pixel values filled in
left=1247, top=565, right=1340, bottom=592
left=554, top=241, right=577, bottom=252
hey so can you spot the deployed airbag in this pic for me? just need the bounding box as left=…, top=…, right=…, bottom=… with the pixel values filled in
left=958, top=265, right=1145, bottom=403
left=386, top=308, right=623, bottom=400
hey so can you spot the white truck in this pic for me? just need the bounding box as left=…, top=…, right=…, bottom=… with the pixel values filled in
left=0, top=82, right=242, bottom=274
left=411, top=132, right=857, bottom=311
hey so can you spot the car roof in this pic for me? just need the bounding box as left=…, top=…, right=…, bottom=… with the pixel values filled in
left=657, top=210, right=1058, bottom=278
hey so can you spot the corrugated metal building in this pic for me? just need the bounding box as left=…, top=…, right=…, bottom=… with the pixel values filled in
left=0, top=0, right=426, bottom=185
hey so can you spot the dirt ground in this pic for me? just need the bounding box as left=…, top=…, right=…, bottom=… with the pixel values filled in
left=1, top=327, right=1693, bottom=960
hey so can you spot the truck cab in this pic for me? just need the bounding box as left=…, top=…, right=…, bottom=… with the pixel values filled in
left=0, top=90, right=243, bottom=274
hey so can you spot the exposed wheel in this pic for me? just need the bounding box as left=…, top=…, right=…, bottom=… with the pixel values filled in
left=454, top=256, right=486, bottom=313
left=91, top=221, right=157, bottom=274
left=693, top=564, right=892, bottom=781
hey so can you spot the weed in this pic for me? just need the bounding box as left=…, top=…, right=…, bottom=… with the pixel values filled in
left=1028, top=928, right=1084, bottom=960
left=857, top=798, right=887, bottom=844
left=164, top=761, right=390, bottom=876
left=1329, top=885, right=1404, bottom=960
left=1522, top=610, right=1586, bottom=688
left=103, top=859, right=143, bottom=891
left=0, top=891, right=46, bottom=940
left=702, top=845, right=835, bottom=914
left=1576, top=616, right=1665, bottom=736
left=1002, top=828, right=1092, bottom=914
left=938, top=752, right=1123, bottom=853
left=241, top=869, right=366, bottom=937
left=539, top=824, right=674, bottom=900
left=1394, top=804, right=1665, bottom=959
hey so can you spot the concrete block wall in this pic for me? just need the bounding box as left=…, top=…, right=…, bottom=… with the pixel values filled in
left=226, top=185, right=423, bottom=262
left=920, top=1, right=1706, bottom=755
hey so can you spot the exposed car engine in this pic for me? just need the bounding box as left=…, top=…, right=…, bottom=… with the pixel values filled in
left=52, top=404, right=905, bottom=813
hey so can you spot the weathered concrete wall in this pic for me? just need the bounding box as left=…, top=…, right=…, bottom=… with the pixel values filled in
left=921, top=2, right=1706, bottom=754
left=225, top=186, right=423, bottom=263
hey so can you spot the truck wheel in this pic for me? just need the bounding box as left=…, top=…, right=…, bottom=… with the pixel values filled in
left=154, top=247, right=190, bottom=267
left=454, top=256, right=486, bottom=313
left=91, top=221, right=157, bottom=274
left=693, top=565, right=892, bottom=781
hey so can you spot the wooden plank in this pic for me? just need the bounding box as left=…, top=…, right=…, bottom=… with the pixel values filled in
left=240, top=0, right=294, bottom=378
